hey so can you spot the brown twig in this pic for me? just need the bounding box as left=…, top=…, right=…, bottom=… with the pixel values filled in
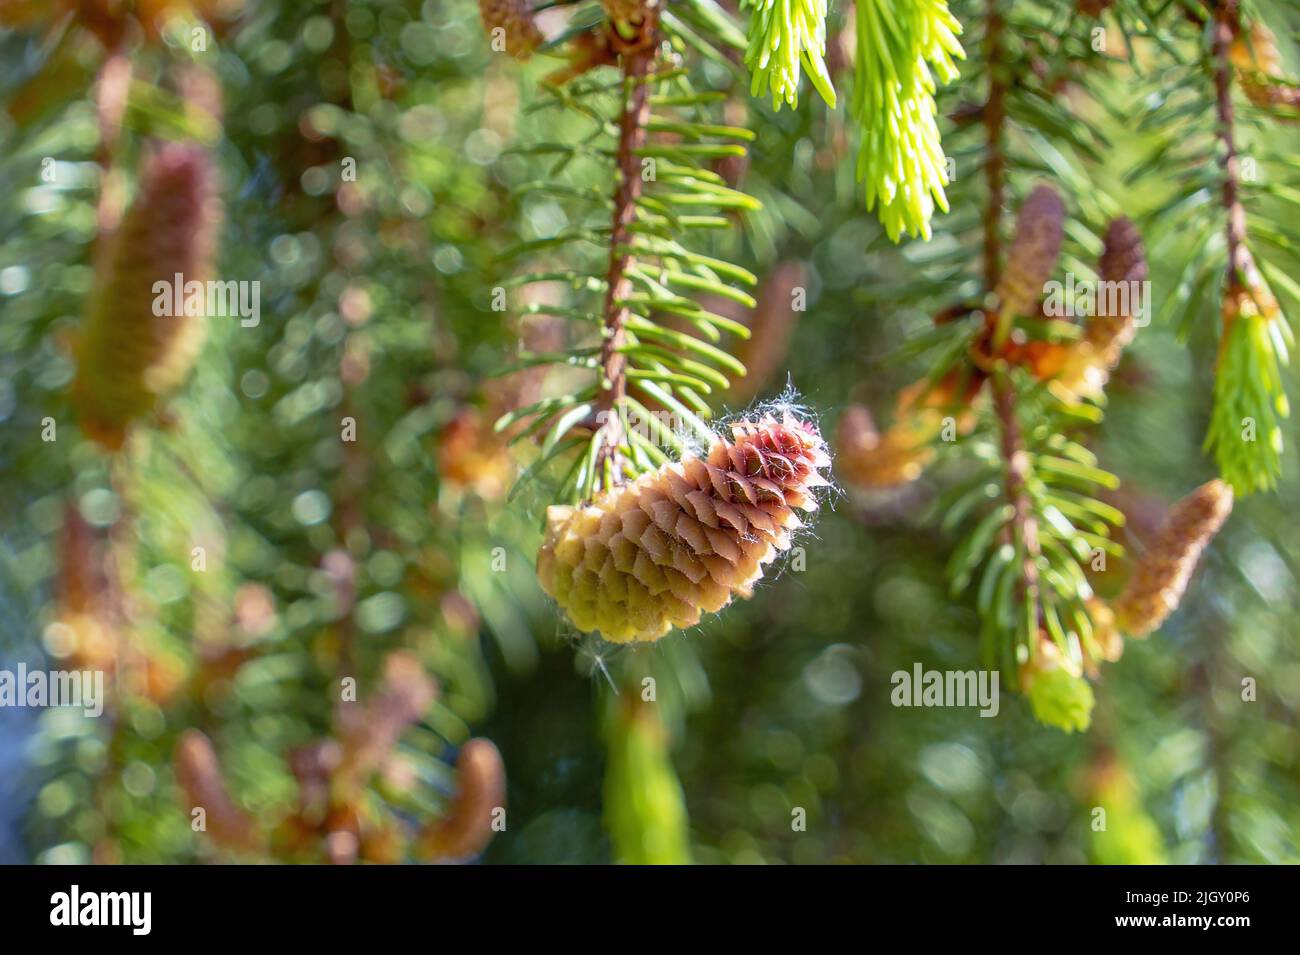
left=983, top=1, right=1041, bottom=649
left=594, top=10, right=661, bottom=484
left=1210, top=1, right=1255, bottom=300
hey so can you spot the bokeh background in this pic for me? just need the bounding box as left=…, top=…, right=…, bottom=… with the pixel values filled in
left=1, top=0, right=1298, bottom=864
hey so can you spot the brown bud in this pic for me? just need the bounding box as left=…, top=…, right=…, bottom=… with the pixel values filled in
left=1113, top=480, right=1233, bottom=637
left=174, top=730, right=264, bottom=854
left=418, top=739, right=506, bottom=862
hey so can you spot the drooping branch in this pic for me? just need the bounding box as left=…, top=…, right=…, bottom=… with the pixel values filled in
left=595, top=7, right=661, bottom=485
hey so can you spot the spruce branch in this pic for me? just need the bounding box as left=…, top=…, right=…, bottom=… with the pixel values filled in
left=596, top=5, right=663, bottom=485
left=490, top=5, right=764, bottom=508
left=1211, top=1, right=1253, bottom=298
left=1203, top=0, right=1292, bottom=494
left=982, top=2, right=1044, bottom=677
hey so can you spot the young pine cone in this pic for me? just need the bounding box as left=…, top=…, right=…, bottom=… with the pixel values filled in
left=1112, top=479, right=1233, bottom=637
left=478, top=0, right=544, bottom=60
left=174, top=730, right=264, bottom=854
left=73, top=142, right=219, bottom=450
left=537, top=413, right=831, bottom=642
left=1048, top=217, right=1147, bottom=401
left=995, top=185, right=1065, bottom=321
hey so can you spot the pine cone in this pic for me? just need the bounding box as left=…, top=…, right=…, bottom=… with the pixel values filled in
left=1051, top=216, right=1147, bottom=401
left=995, top=184, right=1065, bottom=320
left=478, top=0, right=544, bottom=60
left=537, top=413, right=831, bottom=642
left=1112, top=479, right=1233, bottom=637
left=1093, top=216, right=1146, bottom=341
left=73, top=142, right=219, bottom=450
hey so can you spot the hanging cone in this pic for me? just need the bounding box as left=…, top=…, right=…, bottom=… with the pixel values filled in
left=1089, top=215, right=1147, bottom=356
left=73, top=141, right=219, bottom=449
left=478, top=0, right=545, bottom=60
left=1048, top=216, right=1148, bottom=402
left=995, top=184, right=1065, bottom=321
left=538, top=412, right=831, bottom=642
left=1112, top=479, right=1233, bottom=637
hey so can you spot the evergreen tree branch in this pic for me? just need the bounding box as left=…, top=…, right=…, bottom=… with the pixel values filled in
left=1211, top=0, right=1253, bottom=297
left=982, top=0, right=1040, bottom=663
left=596, top=7, right=662, bottom=483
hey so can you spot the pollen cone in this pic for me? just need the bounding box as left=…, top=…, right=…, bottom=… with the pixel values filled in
left=73, top=141, right=219, bottom=449
left=1049, top=216, right=1148, bottom=401
left=1112, top=479, right=1233, bottom=637
left=995, top=184, right=1065, bottom=321
left=537, top=412, right=831, bottom=642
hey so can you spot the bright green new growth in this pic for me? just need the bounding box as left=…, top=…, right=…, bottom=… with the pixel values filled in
left=1206, top=308, right=1292, bottom=495
left=742, top=0, right=836, bottom=111
left=853, top=0, right=963, bottom=241
left=1026, top=665, right=1095, bottom=734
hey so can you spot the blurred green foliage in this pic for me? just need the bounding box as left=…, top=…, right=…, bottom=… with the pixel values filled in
left=0, top=0, right=1296, bottom=865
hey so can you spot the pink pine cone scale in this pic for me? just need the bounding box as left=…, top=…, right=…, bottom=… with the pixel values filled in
left=538, top=413, right=831, bottom=642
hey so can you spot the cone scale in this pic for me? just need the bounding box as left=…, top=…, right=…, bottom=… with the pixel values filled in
left=538, top=413, right=831, bottom=642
